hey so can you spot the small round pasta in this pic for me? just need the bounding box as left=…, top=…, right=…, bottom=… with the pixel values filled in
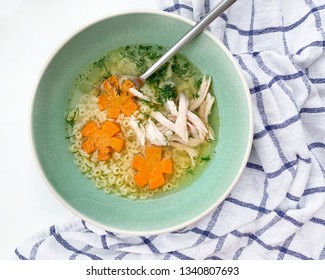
left=122, top=118, right=130, bottom=128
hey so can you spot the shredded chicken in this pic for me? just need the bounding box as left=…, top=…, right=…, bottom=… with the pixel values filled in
left=169, top=142, right=199, bottom=167
left=145, top=118, right=168, bottom=146
left=174, top=93, right=189, bottom=142
left=171, top=135, right=203, bottom=147
left=128, top=82, right=215, bottom=164
left=152, top=97, right=190, bottom=143
left=166, top=100, right=178, bottom=116
left=129, top=87, right=151, bottom=101
left=151, top=111, right=176, bottom=133
left=187, top=111, right=208, bottom=139
left=187, top=122, right=199, bottom=136
left=189, top=76, right=211, bottom=111
left=129, top=115, right=146, bottom=146
left=198, top=92, right=215, bottom=140
left=153, top=93, right=210, bottom=143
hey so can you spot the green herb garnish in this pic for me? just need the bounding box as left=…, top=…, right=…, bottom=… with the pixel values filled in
left=200, top=155, right=211, bottom=162
left=122, top=45, right=161, bottom=75
left=93, top=56, right=111, bottom=77
left=195, top=77, right=203, bottom=90
left=147, top=62, right=169, bottom=88
left=171, top=57, right=195, bottom=79
left=65, top=108, right=79, bottom=127
left=156, top=83, right=177, bottom=103
left=185, top=167, right=194, bottom=175
left=192, top=92, right=199, bottom=99
left=142, top=112, right=150, bottom=119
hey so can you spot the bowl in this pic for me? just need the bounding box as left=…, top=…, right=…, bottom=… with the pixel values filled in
left=30, top=10, right=253, bottom=235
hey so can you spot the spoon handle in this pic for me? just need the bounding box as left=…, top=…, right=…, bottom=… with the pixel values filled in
left=140, top=0, right=237, bottom=81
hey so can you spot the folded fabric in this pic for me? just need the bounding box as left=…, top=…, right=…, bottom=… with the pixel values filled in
left=15, top=0, right=325, bottom=260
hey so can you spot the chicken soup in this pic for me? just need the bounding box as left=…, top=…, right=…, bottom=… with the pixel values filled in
left=65, top=44, right=218, bottom=199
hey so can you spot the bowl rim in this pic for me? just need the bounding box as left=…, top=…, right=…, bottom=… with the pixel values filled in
left=29, top=9, right=253, bottom=236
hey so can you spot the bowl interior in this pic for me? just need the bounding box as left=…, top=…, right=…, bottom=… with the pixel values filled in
left=31, top=11, right=252, bottom=234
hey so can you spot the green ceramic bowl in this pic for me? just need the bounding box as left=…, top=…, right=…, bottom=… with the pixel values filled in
left=30, top=11, right=253, bottom=235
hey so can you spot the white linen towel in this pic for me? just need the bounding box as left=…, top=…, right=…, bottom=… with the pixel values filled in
left=14, top=0, right=325, bottom=259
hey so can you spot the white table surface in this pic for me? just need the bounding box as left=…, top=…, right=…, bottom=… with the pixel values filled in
left=0, top=0, right=159, bottom=260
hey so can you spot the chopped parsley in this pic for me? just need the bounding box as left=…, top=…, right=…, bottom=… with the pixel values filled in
left=200, top=155, right=211, bottom=162
left=171, top=57, right=195, bottom=79
left=192, top=92, right=199, bottom=99
left=65, top=108, right=79, bottom=127
left=75, top=73, right=88, bottom=82
left=93, top=57, right=105, bottom=69
left=93, top=56, right=111, bottom=77
left=156, top=83, right=177, bottom=104
left=122, top=45, right=161, bottom=75
left=147, top=62, right=169, bottom=87
left=185, top=167, right=194, bottom=175
left=138, top=44, right=161, bottom=60
left=142, top=112, right=150, bottom=119
left=195, top=77, right=203, bottom=90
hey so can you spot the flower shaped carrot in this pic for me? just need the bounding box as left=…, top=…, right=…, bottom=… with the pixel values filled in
left=81, top=120, right=124, bottom=161
left=98, top=75, right=138, bottom=118
left=132, top=146, right=173, bottom=189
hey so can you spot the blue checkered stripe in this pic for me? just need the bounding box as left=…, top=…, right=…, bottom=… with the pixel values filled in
left=15, top=0, right=325, bottom=260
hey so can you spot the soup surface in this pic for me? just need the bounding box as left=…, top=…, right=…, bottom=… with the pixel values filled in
left=65, top=44, right=218, bottom=199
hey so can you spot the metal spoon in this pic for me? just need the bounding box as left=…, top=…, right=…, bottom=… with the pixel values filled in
left=132, top=0, right=237, bottom=88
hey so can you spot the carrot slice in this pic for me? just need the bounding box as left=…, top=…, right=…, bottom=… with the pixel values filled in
left=98, top=76, right=138, bottom=119
left=134, top=172, right=149, bottom=188
left=81, top=121, right=98, bottom=137
left=132, top=154, right=146, bottom=170
left=109, top=137, right=124, bottom=152
left=97, top=146, right=112, bottom=161
left=108, top=75, right=119, bottom=88
left=121, top=79, right=135, bottom=93
left=159, top=159, right=173, bottom=174
left=81, top=121, right=125, bottom=160
left=132, top=146, right=173, bottom=189
left=145, top=146, right=162, bottom=159
left=101, top=121, right=121, bottom=136
left=121, top=99, right=138, bottom=117
left=107, top=106, right=121, bottom=119
left=98, top=95, right=107, bottom=111
left=149, top=172, right=165, bottom=190
left=81, top=139, right=96, bottom=154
